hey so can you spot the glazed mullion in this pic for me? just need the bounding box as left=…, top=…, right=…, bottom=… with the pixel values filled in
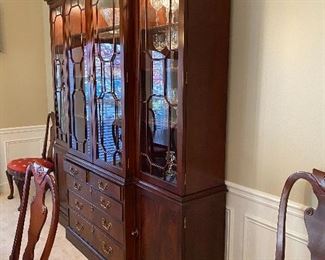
left=65, top=0, right=92, bottom=161
left=92, top=0, right=124, bottom=172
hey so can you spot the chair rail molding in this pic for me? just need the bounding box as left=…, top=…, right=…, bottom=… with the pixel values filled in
left=225, top=181, right=311, bottom=260
left=0, top=125, right=46, bottom=193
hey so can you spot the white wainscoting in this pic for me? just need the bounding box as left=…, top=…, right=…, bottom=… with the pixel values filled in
left=0, top=125, right=45, bottom=193
left=225, top=181, right=311, bottom=260
left=0, top=125, right=313, bottom=259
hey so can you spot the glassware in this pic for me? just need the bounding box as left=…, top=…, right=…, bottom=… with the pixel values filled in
left=150, top=0, right=167, bottom=52
left=150, top=0, right=163, bottom=12
left=150, top=0, right=163, bottom=25
left=166, top=25, right=178, bottom=50
left=162, top=0, right=179, bottom=13
left=99, top=0, right=120, bottom=27
left=153, top=30, right=167, bottom=51
left=165, top=151, right=177, bottom=182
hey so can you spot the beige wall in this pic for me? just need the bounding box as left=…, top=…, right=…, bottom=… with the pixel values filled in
left=0, top=0, right=48, bottom=128
left=226, top=0, right=325, bottom=204
left=42, top=1, right=54, bottom=113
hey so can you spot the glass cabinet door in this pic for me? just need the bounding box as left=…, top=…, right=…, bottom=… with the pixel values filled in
left=92, top=0, right=124, bottom=172
left=65, top=0, right=92, bottom=159
left=51, top=4, right=69, bottom=145
left=139, top=0, right=180, bottom=186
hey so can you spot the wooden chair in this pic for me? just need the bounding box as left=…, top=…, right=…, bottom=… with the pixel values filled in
left=6, top=112, right=55, bottom=210
left=10, top=162, right=59, bottom=260
left=275, top=169, right=325, bottom=260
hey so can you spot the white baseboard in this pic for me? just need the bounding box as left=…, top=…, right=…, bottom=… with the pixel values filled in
left=225, top=181, right=310, bottom=260
left=0, top=125, right=46, bottom=193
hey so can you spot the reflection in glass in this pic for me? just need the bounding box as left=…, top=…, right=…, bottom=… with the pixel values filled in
left=140, top=0, right=179, bottom=185
left=52, top=6, right=68, bottom=144
left=94, top=0, right=123, bottom=168
left=65, top=0, right=91, bottom=155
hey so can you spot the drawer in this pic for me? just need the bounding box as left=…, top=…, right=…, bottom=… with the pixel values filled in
left=92, top=189, right=123, bottom=221
left=69, top=209, right=93, bottom=244
left=64, top=160, right=87, bottom=182
left=66, top=174, right=91, bottom=200
left=69, top=191, right=94, bottom=220
left=93, top=225, right=124, bottom=260
left=93, top=206, right=124, bottom=244
left=88, top=173, right=122, bottom=201
left=69, top=191, right=124, bottom=244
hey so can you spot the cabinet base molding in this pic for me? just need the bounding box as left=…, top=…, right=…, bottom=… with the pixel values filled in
left=59, top=210, right=68, bottom=228
left=66, top=228, right=104, bottom=260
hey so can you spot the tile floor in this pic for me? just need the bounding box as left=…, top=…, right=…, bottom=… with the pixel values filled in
left=0, top=189, right=87, bottom=259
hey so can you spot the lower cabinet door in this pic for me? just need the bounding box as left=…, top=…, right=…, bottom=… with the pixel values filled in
left=136, top=187, right=183, bottom=260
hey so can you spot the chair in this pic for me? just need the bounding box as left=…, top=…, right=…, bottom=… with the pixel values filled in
left=6, top=112, right=55, bottom=210
left=10, top=162, right=59, bottom=260
left=275, top=169, right=325, bottom=260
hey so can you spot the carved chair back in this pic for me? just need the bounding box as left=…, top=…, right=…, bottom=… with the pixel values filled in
left=275, top=169, right=325, bottom=260
left=42, top=112, right=55, bottom=162
left=10, top=162, right=59, bottom=260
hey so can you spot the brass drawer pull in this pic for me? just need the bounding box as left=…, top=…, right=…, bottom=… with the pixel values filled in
left=131, top=229, right=139, bottom=237
left=73, top=181, right=81, bottom=191
left=74, top=199, right=83, bottom=211
left=98, top=180, right=109, bottom=191
left=101, top=241, right=113, bottom=255
left=100, top=197, right=111, bottom=209
left=75, top=221, right=84, bottom=232
left=70, top=166, right=78, bottom=176
left=101, top=218, right=112, bottom=231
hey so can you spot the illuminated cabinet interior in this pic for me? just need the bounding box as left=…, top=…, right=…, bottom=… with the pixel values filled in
left=46, top=0, right=230, bottom=259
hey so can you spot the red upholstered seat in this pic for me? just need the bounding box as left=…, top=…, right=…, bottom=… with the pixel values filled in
left=7, top=158, right=54, bottom=174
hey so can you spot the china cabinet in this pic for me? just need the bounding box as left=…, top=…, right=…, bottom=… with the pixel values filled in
left=46, top=0, right=230, bottom=259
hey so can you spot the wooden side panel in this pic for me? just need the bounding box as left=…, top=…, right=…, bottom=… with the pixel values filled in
left=184, top=191, right=226, bottom=260
left=136, top=187, right=183, bottom=260
left=184, top=0, right=231, bottom=194
left=54, top=145, right=68, bottom=226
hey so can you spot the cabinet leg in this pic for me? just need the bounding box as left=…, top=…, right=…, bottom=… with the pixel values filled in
left=6, top=171, right=14, bottom=200
left=14, top=179, right=24, bottom=211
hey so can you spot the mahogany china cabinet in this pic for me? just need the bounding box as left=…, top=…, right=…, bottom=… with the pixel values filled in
left=45, top=0, right=230, bottom=259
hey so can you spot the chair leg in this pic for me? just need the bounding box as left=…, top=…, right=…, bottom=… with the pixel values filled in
left=14, top=179, right=24, bottom=211
left=6, top=171, right=14, bottom=200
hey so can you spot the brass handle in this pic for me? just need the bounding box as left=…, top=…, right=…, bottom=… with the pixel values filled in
left=100, top=197, right=111, bottom=209
left=101, top=241, right=113, bottom=255
left=101, top=218, right=112, bottom=231
left=74, top=199, right=83, bottom=211
left=69, top=166, right=78, bottom=176
left=75, top=222, right=84, bottom=232
left=98, top=181, right=109, bottom=192
left=73, top=182, right=81, bottom=191
left=131, top=229, right=139, bottom=237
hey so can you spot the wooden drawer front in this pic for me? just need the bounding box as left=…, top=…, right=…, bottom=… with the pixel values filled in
left=93, top=226, right=124, bottom=260
left=69, top=191, right=124, bottom=244
left=66, top=174, right=91, bottom=200
left=64, top=160, right=87, bottom=182
left=69, top=191, right=94, bottom=220
left=88, top=173, right=122, bottom=201
left=92, top=189, right=123, bottom=221
left=69, top=209, right=93, bottom=244
left=93, top=207, right=124, bottom=244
